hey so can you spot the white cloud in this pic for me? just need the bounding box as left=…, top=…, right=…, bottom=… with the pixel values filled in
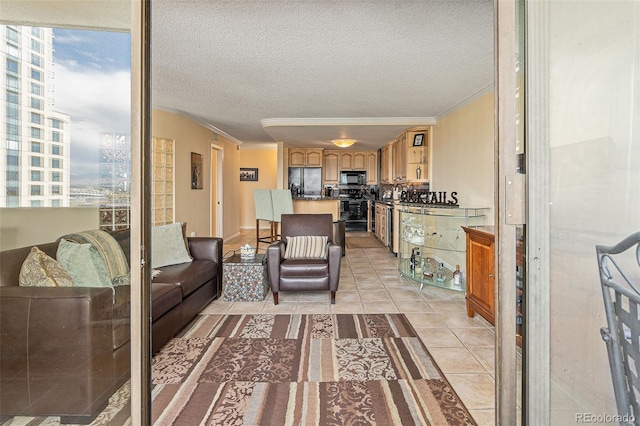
left=53, top=64, right=131, bottom=178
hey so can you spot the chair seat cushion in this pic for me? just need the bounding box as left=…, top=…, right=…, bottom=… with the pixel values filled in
left=280, top=258, right=328, bottom=278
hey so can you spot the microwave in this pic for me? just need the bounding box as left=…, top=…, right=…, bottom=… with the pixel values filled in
left=340, top=171, right=366, bottom=185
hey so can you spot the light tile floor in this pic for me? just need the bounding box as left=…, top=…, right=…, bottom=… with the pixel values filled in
left=205, top=229, right=499, bottom=425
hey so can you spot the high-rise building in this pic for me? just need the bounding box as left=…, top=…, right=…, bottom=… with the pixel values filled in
left=1, top=25, right=70, bottom=208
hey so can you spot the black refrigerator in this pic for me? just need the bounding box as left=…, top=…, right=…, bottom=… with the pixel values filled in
left=288, top=167, right=322, bottom=197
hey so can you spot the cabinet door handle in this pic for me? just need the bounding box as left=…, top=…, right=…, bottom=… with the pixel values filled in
left=488, top=274, right=494, bottom=277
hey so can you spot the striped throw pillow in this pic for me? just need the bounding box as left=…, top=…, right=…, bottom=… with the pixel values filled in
left=284, top=236, right=328, bottom=259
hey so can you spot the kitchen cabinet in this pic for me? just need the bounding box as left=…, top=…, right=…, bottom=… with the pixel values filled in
left=462, top=227, right=495, bottom=325
left=340, top=151, right=366, bottom=170
left=374, top=203, right=389, bottom=246
left=365, top=151, right=378, bottom=184
left=289, top=148, right=323, bottom=167
left=380, top=144, right=392, bottom=183
left=384, top=126, right=431, bottom=183
left=405, top=129, right=429, bottom=182
left=323, top=151, right=340, bottom=184
left=392, top=134, right=407, bottom=182
left=322, top=150, right=378, bottom=184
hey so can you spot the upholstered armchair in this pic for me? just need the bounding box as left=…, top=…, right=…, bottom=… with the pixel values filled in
left=267, top=214, right=342, bottom=304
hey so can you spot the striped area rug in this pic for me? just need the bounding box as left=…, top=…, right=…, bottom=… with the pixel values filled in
left=151, top=313, right=476, bottom=425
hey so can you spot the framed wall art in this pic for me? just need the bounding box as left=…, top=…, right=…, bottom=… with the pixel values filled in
left=240, top=167, right=258, bottom=182
left=191, top=152, right=203, bottom=189
left=413, top=133, right=425, bottom=147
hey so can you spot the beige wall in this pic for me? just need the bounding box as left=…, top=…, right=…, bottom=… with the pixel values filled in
left=152, top=109, right=240, bottom=240
left=432, top=91, right=495, bottom=225
left=238, top=147, right=278, bottom=229
left=0, top=207, right=99, bottom=250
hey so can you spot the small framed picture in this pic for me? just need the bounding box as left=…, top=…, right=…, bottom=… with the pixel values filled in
left=413, top=133, right=425, bottom=147
left=191, top=152, right=203, bottom=189
left=240, top=167, right=258, bottom=181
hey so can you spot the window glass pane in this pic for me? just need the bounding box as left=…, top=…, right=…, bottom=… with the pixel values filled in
left=31, top=127, right=42, bottom=138
left=31, top=69, right=42, bottom=81
left=7, top=45, right=19, bottom=58
left=31, top=83, right=43, bottom=95
left=7, top=58, right=18, bottom=73
left=30, top=185, right=42, bottom=196
left=7, top=91, right=19, bottom=103
left=7, top=27, right=19, bottom=42
left=1, top=23, right=133, bottom=421
left=31, top=39, right=42, bottom=53
left=31, top=54, right=42, bottom=67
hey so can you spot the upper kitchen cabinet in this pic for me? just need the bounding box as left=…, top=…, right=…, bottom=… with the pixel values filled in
left=323, top=151, right=340, bottom=184
left=392, top=132, right=407, bottom=182
left=405, top=128, right=430, bottom=182
left=380, top=144, right=392, bottom=183
left=322, top=150, right=378, bottom=184
left=365, top=151, right=378, bottom=184
left=340, top=152, right=366, bottom=170
left=388, top=126, right=431, bottom=183
left=289, top=148, right=324, bottom=167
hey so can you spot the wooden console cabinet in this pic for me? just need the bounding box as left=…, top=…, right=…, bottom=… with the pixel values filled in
left=462, top=227, right=495, bottom=325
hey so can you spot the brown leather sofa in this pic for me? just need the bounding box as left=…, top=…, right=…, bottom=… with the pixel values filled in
left=267, top=214, right=342, bottom=304
left=0, top=229, right=222, bottom=422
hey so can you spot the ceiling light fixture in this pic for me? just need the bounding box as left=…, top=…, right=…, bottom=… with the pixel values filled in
left=331, top=139, right=356, bottom=148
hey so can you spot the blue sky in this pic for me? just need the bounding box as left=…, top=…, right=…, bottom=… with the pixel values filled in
left=52, top=29, right=131, bottom=181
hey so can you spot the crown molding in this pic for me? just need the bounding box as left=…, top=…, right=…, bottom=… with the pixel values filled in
left=153, top=106, right=244, bottom=145
left=435, top=83, right=495, bottom=122
left=261, top=117, right=437, bottom=128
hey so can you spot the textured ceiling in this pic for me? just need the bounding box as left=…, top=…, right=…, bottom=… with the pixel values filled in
left=151, top=0, right=495, bottom=149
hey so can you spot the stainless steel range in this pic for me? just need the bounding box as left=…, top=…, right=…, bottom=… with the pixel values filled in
left=338, top=185, right=377, bottom=231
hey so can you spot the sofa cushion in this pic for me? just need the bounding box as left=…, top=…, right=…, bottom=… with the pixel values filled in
left=151, top=283, right=183, bottom=321
left=62, top=229, right=130, bottom=284
left=19, top=246, right=75, bottom=287
left=56, top=239, right=113, bottom=289
left=280, top=258, right=329, bottom=278
left=284, top=236, right=328, bottom=259
left=153, top=260, right=215, bottom=298
left=151, top=222, right=193, bottom=268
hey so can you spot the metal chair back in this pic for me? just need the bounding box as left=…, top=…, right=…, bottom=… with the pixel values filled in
left=596, top=231, right=640, bottom=425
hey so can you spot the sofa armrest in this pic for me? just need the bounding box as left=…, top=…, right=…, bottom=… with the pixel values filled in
left=188, top=237, right=223, bottom=262
left=267, top=241, right=286, bottom=291
left=0, top=286, right=116, bottom=416
left=188, top=237, right=223, bottom=285
left=327, top=242, right=342, bottom=291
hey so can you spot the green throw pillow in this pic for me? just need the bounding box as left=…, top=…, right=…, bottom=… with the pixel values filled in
left=19, top=246, right=76, bottom=287
left=151, top=222, right=193, bottom=268
left=56, top=239, right=113, bottom=289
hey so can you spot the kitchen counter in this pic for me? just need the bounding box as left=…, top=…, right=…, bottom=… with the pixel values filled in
left=292, top=196, right=341, bottom=201
left=292, top=198, right=340, bottom=221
